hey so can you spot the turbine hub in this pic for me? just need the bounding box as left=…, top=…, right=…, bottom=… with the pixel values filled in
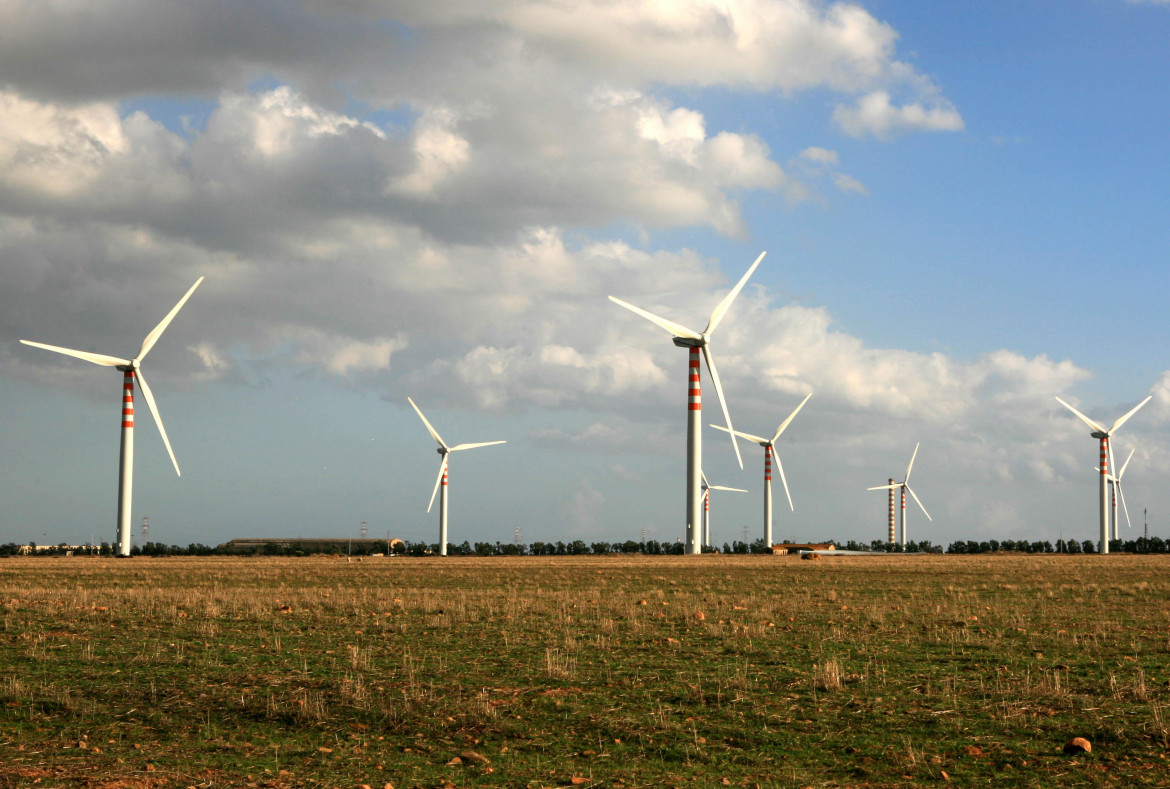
left=437, top=447, right=447, bottom=455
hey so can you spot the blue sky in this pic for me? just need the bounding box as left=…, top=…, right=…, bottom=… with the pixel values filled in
left=2, top=0, right=1169, bottom=550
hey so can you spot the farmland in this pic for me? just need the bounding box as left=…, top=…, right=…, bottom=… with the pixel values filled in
left=1, top=554, right=1168, bottom=788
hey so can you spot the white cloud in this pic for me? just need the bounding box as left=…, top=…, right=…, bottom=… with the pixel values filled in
left=0, top=91, right=127, bottom=196
left=834, top=90, right=965, bottom=140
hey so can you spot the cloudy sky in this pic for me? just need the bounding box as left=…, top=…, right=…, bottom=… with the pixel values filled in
left=3, top=0, right=1170, bottom=550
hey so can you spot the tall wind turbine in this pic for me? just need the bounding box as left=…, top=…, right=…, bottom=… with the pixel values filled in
left=20, top=277, right=204, bottom=557
left=1056, top=396, right=1150, bottom=554
left=609, top=252, right=765, bottom=554
left=700, top=471, right=747, bottom=549
left=867, top=443, right=931, bottom=548
left=712, top=392, right=812, bottom=548
left=407, top=397, right=505, bottom=556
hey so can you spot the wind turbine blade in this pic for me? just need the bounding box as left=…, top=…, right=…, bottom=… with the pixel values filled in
left=135, top=370, right=180, bottom=476
left=427, top=457, right=446, bottom=513
left=704, top=251, right=765, bottom=335
left=19, top=340, right=129, bottom=368
left=1117, top=482, right=1132, bottom=530
left=137, top=277, right=204, bottom=361
left=407, top=397, right=447, bottom=448
left=1107, top=441, right=1116, bottom=483
left=702, top=345, right=742, bottom=469
left=1118, top=448, right=1135, bottom=479
left=1055, top=397, right=1106, bottom=433
left=906, top=485, right=932, bottom=521
left=448, top=440, right=506, bottom=452
left=701, top=470, right=709, bottom=488
left=1109, top=396, right=1152, bottom=434
left=709, top=485, right=748, bottom=493
left=607, top=296, right=701, bottom=341
left=868, top=484, right=899, bottom=491
left=774, top=452, right=794, bottom=511
left=904, top=442, right=920, bottom=485
left=709, top=424, right=769, bottom=445
left=771, top=391, right=813, bottom=443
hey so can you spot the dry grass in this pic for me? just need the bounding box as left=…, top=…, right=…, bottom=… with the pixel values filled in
left=0, top=553, right=1168, bottom=786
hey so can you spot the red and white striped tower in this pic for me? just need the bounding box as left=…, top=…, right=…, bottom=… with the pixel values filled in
left=702, top=489, right=711, bottom=548
left=887, top=478, right=895, bottom=544
left=900, top=485, right=908, bottom=547
left=763, top=446, right=774, bottom=547
left=438, top=457, right=449, bottom=556
left=1097, top=434, right=1110, bottom=553
left=116, top=368, right=136, bottom=557
left=685, top=347, right=702, bottom=554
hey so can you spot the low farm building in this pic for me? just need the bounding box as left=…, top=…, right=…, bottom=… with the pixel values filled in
left=771, top=543, right=836, bottom=555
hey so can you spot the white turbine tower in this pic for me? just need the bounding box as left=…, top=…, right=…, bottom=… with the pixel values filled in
left=407, top=397, right=505, bottom=556
left=609, top=252, right=764, bottom=555
left=20, top=278, right=204, bottom=557
left=868, top=443, right=931, bottom=549
left=712, top=392, right=812, bottom=548
left=700, top=471, right=747, bottom=549
left=1056, top=396, right=1150, bottom=554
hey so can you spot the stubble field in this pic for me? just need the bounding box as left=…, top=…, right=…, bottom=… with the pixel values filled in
left=1, top=553, right=1168, bottom=788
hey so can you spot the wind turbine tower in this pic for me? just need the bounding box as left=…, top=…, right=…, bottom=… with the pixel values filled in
left=1055, top=396, right=1149, bottom=554
left=20, top=277, right=204, bottom=556
left=407, top=398, right=505, bottom=556
left=609, top=252, right=764, bottom=554
left=712, top=392, right=811, bottom=547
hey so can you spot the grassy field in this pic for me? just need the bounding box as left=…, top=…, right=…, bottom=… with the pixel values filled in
left=1, top=554, right=1167, bottom=788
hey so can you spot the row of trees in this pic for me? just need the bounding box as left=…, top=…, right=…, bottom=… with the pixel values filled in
left=946, top=537, right=1170, bottom=554
left=6, top=536, right=1170, bottom=557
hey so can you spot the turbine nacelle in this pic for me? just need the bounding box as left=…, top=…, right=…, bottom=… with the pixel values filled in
left=672, top=336, right=706, bottom=349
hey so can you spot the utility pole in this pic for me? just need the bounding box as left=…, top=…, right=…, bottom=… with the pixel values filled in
left=387, top=529, right=392, bottom=555
left=1144, top=508, right=1148, bottom=541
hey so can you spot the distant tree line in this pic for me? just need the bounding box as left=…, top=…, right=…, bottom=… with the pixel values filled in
left=945, top=537, right=1170, bottom=554
left=4, top=535, right=1169, bottom=557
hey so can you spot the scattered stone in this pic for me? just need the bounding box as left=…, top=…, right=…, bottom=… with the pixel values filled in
left=318, top=747, right=333, bottom=754
left=446, top=756, right=463, bottom=765
left=963, top=745, right=984, bottom=757
left=940, top=770, right=950, bottom=781
left=693, top=611, right=706, bottom=621
left=278, top=604, right=293, bottom=613
left=1063, top=737, right=1091, bottom=754
left=358, top=784, right=372, bottom=789
left=570, top=778, right=589, bottom=786
left=460, top=750, right=490, bottom=765
left=636, top=600, right=648, bottom=606
left=383, top=783, right=395, bottom=789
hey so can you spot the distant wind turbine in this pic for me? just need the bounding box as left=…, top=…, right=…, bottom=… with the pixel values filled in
left=407, top=397, right=505, bottom=556
left=1056, top=395, right=1150, bottom=554
left=700, top=471, right=747, bottom=549
left=868, top=443, right=931, bottom=548
left=20, top=277, right=205, bottom=557
left=712, top=392, right=812, bottom=548
left=1094, top=446, right=1136, bottom=541
left=609, top=252, right=765, bottom=554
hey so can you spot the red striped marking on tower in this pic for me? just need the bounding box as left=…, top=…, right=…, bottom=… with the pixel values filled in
left=442, top=464, right=448, bottom=487
left=688, top=347, right=701, bottom=411
left=764, top=446, right=773, bottom=482
left=122, top=370, right=135, bottom=429
left=888, top=479, right=895, bottom=543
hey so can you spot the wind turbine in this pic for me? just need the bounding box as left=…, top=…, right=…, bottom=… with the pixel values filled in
left=700, top=471, right=747, bottom=549
left=867, top=443, right=931, bottom=549
left=1094, top=446, right=1136, bottom=541
left=712, top=391, right=812, bottom=548
left=609, top=252, right=765, bottom=554
left=1055, top=395, right=1150, bottom=554
left=20, top=277, right=204, bottom=557
left=407, top=397, right=505, bottom=556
